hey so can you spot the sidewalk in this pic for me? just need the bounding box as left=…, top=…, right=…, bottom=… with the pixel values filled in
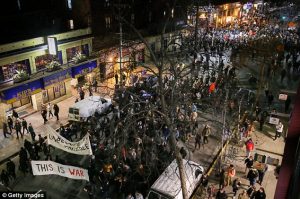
left=0, top=64, right=149, bottom=165
left=194, top=54, right=299, bottom=198
left=220, top=121, right=284, bottom=199
left=0, top=74, right=120, bottom=165
left=0, top=96, right=77, bottom=164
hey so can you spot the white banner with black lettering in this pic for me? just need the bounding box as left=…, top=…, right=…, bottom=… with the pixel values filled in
left=31, top=160, right=89, bottom=181
left=46, top=125, right=92, bottom=155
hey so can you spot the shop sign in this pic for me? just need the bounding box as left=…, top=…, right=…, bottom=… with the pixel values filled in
left=0, top=79, right=43, bottom=104
left=17, top=89, right=32, bottom=100
left=43, top=68, right=72, bottom=88
left=71, top=60, right=97, bottom=78
left=279, top=94, right=288, bottom=101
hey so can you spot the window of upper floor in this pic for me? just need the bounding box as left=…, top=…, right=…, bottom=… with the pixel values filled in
left=105, top=0, right=110, bottom=7
left=131, top=13, right=135, bottom=24
left=67, top=0, right=72, bottom=10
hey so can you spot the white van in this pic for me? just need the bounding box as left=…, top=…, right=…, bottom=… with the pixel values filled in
left=68, top=96, right=112, bottom=121
left=147, top=159, right=203, bottom=199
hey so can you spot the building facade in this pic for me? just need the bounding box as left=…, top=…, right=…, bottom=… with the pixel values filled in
left=0, top=0, right=91, bottom=45
left=90, top=0, right=188, bottom=39
left=0, top=28, right=94, bottom=124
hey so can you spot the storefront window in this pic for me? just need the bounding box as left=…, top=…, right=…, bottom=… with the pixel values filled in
left=35, top=54, right=56, bottom=71
left=12, top=97, right=31, bottom=108
left=66, top=44, right=89, bottom=62
left=136, top=49, right=145, bottom=63
left=0, top=59, right=30, bottom=82
left=43, top=82, right=66, bottom=103
left=82, top=44, right=89, bottom=56
left=67, top=46, right=81, bottom=62
left=54, top=82, right=66, bottom=98
left=35, top=52, right=62, bottom=72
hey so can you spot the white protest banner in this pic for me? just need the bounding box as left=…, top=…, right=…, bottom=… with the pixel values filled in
left=31, top=160, right=89, bottom=181
left=45, top=125, right=92, bottom=155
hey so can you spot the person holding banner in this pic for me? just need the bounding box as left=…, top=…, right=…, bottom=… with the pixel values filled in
left=84, top=183, right=95, bottom=199
left=31, top=160, right=90, bottom=181
left=19, top=147, right=29, bottom=175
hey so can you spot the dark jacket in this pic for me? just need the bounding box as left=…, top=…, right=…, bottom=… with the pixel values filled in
left=12, top=110, right=19, bottom=118
left=53, top=105, right=59, bottom=115
left=7, top=117, right=13, bottom=126
left=22, top=120, right=27, bottom=127
left=253, top=190, right=266, bottom=199
left=15, top=122, right=21, bottom=131
left=216, top=190, right=228, bottom=199
left=245, top=158, right=254, bottom=168
left=7, top=161, right=15, bottom=174
left=28, top=125, right=35, bottom=134
left=247, top=168, right=258, bottom=180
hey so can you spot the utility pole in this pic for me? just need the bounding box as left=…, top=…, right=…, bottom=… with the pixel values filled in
left=237, top=94, right=245, bottom=141
left=220, top=88, right=229, bottom=172
left=193, top=0, right=200, bottom=76
left=119, top=3, right=123, bottom=87
left=194, top=1, right=199, bottom=46
left=255, top=53, right=266, bottom=107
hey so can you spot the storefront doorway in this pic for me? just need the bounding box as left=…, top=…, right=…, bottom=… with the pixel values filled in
left=42, top=82, right=66, bottom=103
left=11, top=96, right=32, bottom=108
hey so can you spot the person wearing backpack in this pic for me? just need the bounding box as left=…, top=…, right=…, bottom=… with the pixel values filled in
left=232, top=178, right=241, bottom=197
left=253, top=187, right=266, bottom=199
left=247, top=166, right=259, bottom=186
left=244, top=155, right=254, bottom=174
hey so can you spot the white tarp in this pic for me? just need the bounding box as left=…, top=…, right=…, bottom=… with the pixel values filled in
left=31, top=160, right=89, bottom=181
left=71, top=96, right=111, bottom=118
left=46, top=125, right=92, bottom=155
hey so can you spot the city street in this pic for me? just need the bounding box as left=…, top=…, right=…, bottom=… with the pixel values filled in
left=0, top=1, right=300, bottom=199
left=0, top=47, right=298, bottom=198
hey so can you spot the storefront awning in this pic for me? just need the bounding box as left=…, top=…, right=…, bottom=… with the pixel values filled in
left=43, top=68, right=72, bottom=89
left=0, top=79, right=43, bottom=104
left=71, top=60, right=97, bottom=78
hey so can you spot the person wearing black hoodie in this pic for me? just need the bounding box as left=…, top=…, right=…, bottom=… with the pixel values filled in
left=253, top=187, right=266, bottom=199
left=216, top=188, right=228, bottom=199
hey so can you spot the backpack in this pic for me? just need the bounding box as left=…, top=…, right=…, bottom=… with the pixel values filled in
left=245, top=158, right=254, bottom=168
left=247, top=169, right=258, bottom=179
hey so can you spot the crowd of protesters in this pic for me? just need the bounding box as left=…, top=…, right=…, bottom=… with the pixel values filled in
left=1, top=8, right=300, bottom=199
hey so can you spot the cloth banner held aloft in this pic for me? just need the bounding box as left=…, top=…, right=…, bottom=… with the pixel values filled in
left=45, top=125, right=92, bottom=155
left=31, top=160, right=89, bottom=181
